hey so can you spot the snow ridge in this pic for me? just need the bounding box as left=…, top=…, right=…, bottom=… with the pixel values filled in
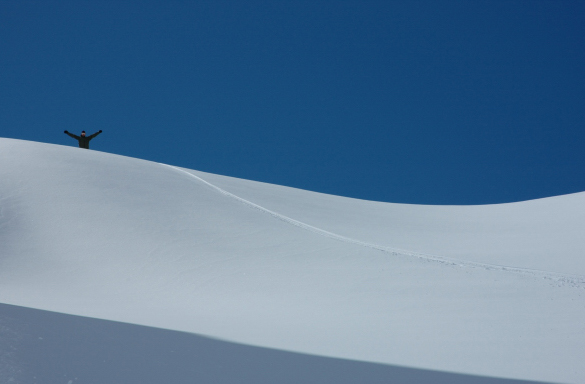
left=163, top=164, right=585, bottom=289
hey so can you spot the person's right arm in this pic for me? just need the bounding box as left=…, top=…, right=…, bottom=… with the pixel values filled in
left=64, top=130, right=79, bottom=139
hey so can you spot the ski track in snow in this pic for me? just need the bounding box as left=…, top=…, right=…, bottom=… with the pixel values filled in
left=163, top=164, right=585, bottom=289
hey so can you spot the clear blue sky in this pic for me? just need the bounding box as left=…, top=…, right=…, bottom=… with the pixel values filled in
left=1, top=1, right=584, bottom=204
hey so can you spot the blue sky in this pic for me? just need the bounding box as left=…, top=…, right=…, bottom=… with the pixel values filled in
left=1, top=1, right=584, bottom=204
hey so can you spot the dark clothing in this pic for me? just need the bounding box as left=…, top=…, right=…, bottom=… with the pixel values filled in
left=65, top=131, right=101, bottom=149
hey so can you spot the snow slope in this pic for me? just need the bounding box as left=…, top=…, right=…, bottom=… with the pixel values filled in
left=1, top=138, right=584, bottom=383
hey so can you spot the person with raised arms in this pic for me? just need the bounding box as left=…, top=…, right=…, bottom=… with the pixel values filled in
left=64, top=130, right=102, bottom=149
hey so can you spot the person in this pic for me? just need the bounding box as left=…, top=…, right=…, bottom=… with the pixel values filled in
left=64, top=130, right=102, bottom=149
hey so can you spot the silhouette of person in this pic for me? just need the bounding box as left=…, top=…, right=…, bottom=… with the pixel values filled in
left=64, top=130, right=102, bottom=149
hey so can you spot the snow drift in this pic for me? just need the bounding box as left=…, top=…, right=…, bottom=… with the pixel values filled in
left=1, top=138, right=584, bottom=383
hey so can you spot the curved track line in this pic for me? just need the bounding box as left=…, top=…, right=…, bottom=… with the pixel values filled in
left=163, top=164, right=585, bottom=289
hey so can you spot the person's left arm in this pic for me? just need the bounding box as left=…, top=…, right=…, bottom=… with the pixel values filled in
left=88, top=130, right=103, bottom=139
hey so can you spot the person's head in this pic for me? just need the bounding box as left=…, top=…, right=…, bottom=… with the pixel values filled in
left=81, top=131, right=86, bottom=137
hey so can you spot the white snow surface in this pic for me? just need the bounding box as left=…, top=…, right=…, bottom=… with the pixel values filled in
left=1, top=138, right=584, bottom=383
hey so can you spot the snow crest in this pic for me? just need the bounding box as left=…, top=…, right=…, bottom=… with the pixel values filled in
left=164, top=164, right=585, bottom=289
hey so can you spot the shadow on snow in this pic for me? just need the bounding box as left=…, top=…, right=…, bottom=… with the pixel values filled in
left=0, top=303, right=547, bottom=384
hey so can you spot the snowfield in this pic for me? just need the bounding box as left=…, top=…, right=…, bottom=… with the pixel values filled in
left=1, top=138, right=584, bottom=383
